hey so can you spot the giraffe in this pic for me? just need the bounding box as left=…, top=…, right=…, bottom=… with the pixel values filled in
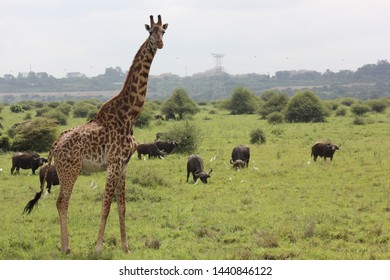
left=24, top=15, right=168, bottom=254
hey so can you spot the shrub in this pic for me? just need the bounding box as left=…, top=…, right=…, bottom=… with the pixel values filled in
left=46, top=110, right=68, bottom=125
left=10, top=104, right=24, bottom=113
left=73, top=104, right=97, bottom=118
left=340, top=98, right=356, bottom=106
left=36, top=107, right=50, bottom=117
left=369, top=99, right=388, bottom=113
left=353, top=116, right=366, bottom=125
left=164, top=121, right=202, bottom=153
left=87, top=109, right=98, bottom=121
left=134, top=106, right=153, bottom=128
left=335, top=107, right=347, bottom=116
left=227, top=87, right=259, bottom=115
left=161, top=88, right=200, bottom=119
left=23, top=113, right=32, bottom=120
left=267, top=112, right=284, bottom=124
left=259, top=92, right=288, bottom=119
left=351, top=103, right=371, bottom=116
left=250, top=128, right=266, bottom=145
left=47, top=101, right=60, bottom=108
left=0, top=136, right=11, bottom=151
left=285, top=91, right=326, bottom=123
left=11, top=118, right=57, bottom=152
left=57, top=103, right=72, bottom=116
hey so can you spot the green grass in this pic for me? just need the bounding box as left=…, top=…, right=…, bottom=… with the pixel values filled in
left=0, top=104, right=389, bottom=259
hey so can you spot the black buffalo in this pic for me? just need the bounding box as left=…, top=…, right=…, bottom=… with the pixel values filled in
left=231, top=145, right=250, bottom=167
left=165, top=112, right=176, bottom=121
left=11, top=152, right=47, bottom=174
left=154, top=114, right=164, bottom=120
left=230, top=159, right=246, bottom=170
left=154, top=140, right=179, bottom=154
left=186, top=154, right=212, bottom=184
left=39, top=164, right=59, bottom=193
left=311, top=142, right=340, bottom=161
left=136, top=143, right=165, bottom=159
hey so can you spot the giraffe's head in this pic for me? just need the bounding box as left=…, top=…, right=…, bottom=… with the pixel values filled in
left=145, top=15, right=168, bottom=49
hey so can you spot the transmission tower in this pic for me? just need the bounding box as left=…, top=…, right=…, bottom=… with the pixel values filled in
left=211, top=53, right=225, bottom=100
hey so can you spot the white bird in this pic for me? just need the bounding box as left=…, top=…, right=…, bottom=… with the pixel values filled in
left=90, top=181, right=98, bottom=189
left=210, top=155, right=216, bottom=162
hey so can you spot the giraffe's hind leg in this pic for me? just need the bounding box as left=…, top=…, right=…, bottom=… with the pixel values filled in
left=56, top=162, right=81, bottom=254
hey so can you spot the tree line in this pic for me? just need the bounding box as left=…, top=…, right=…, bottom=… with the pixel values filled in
left=1, top=60, right=390, bottom=103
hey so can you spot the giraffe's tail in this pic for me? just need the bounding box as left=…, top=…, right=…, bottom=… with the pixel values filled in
left=23, top=149, right=54, bottom=214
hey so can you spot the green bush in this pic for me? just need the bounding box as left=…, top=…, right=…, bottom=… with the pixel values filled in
left=267, top=112, right=284, bottom=124
left=164, top=121, right=202, bottom=153
left=369, top=99, right=388, bottom=113
left=250, top=128, right=266, bottom=145
left=57, top=103, right=72, bottom=116
left=259, top=92, right=288, bottom=119
left=335, top=107, right=347, bottom=116
left=351, top=103, right=371, bottom=116
left=36, top=107, right=50, bottom=117
left=46, top=110, right=68, bottom=125
left=226, top=87, right=259, bottom=115
left=11, top=118, right=57, bottom=152
left=134, top=106, right=153, bottom=128
left=353, top=116, right=366, bottom=125
left=10, top=104, right=23, bottom=113
left=161, top=88, right=200, bottom=120
left=0, top=136, right=11, bottom=151
left=285, top=91, right=326, bottom=123
left=340, top=98, right=356, bottom=106
left=73, top=104, right=96, bottom=118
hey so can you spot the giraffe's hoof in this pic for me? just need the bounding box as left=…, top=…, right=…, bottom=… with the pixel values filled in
left=61, top=248, right=71, bottom=254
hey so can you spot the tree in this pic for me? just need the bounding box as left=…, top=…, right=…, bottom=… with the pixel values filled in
left=350, top=103, right=371, bottom=116
left=259, top=92, right=288, bottom=119
left=161, top=88, right=200, bottom=119
left=285, top=91, right=326, bottom=123
left=134, top=103, right=153, bottom=128
left=11, top=118, right=57, bottom=152
left=226, top=87, right=259, bottom=115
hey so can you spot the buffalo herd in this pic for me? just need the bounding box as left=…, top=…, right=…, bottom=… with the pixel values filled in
left=11, top=138, right=339, bottom=189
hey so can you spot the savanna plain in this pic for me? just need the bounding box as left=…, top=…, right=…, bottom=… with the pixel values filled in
left=0, top=101, right=389, bottom=260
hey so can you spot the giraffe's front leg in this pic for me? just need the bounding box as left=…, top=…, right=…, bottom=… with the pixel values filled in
left=116, top=170, right=129, bottom=253
left=96, top=162, right=123, bottom=253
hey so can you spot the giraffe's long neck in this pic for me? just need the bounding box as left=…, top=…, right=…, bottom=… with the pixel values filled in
left=95, top=38, right=157, bottom=126
left=122, top=39, right=157, bottom=116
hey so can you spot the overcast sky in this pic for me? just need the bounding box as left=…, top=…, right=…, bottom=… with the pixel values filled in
left=1, top=0, right=389, bottom=78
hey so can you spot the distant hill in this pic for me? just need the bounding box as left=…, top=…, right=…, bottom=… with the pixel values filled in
left=1, top=60, right=389, bottom=103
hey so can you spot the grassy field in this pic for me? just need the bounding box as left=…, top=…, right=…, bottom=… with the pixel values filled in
left=0, top=103, right=389, bottom=260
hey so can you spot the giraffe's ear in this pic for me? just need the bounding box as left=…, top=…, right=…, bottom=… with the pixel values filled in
left=145, top=24, right=151, bottom=31
left=163, top=23, right=168, bottom=30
